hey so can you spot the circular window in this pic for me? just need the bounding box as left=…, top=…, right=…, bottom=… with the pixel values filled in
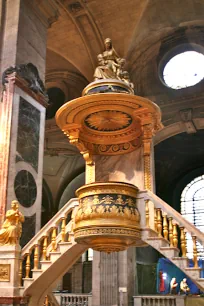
left=14, top=170, right=37, bottom=207
left=163, top=51, right=204, bottom=89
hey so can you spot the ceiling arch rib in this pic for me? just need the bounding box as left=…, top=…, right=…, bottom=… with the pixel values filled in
left=56, top=0, right=104, bottom=73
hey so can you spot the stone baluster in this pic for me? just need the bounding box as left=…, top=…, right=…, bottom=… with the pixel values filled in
left=34, top=244, right=39, bottom=270
left=152, top=297, right=156, bottom=306
left=180, top=227, right=187, bottom=257
left=51, top=227, right=57, bottom=252
left=172, top=222, right=178, bottom=248
left=43, top=236, right=48, bottom=260
left=156, top=208, right=162, bottom=237
left=168, top=217, right=173, bottom=247
left=25, top=253, right=31, bottom=278
left=162, top=213, right=168, bottom=240
left=192, top=235, right=198, bottom=268
left=61, top=217, right=66, bottom=242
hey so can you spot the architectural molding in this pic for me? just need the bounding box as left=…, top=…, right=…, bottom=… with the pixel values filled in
left=154, top=118, right=204, bottom=145
left=57, top=0, right=103, bottom=68
left=27, top=0, right=60, bottom=27
left=46, top=70, right=88, bottom=88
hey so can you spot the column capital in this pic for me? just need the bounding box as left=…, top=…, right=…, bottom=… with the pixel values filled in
left=27, top=0, right=59, bottom=27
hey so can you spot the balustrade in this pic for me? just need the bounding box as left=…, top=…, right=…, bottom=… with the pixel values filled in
left=133, top=295, right=182, bottom=306
left=19, top=199, right=79, bottom=286
left=60, top=294, right=91, bottom=306
left=143, top=190, right=203, bottom=269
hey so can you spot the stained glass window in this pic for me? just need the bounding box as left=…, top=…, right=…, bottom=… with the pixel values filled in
left=181, top=175, right=204, bottom=258
left=163, top=51, right=204, bottom=89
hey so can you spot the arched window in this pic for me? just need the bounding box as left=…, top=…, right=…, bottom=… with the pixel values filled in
left=181, top=175, right=204, bottom=258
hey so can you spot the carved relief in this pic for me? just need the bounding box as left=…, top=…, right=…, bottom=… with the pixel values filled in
left=2, top=64, right=47, bottom=97
left=0, top=264, right=10, bottom=282
left=75, top=192, right=140, bottom=223
left=68, top=2, right=83, bottom=14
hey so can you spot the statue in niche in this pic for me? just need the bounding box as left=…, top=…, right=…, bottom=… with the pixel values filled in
left=93, top=38, right=134, bottom=89
left=0, top=200, right=24, bottom=245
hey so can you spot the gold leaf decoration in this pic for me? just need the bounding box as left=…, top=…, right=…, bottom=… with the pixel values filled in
left=115, top=195, right=124, bottom=205
left=93, top=195, right=100, bottom=205
left=124, top=207, right=131, bottom=219
left=100, top=195, right=114, bottom=205
left=97, top=205, right=105, bottom=216
left=85, top=111, right=132, bottom=131
left=125, top=198, right=135, bottom=207
left=110, top=205, right=119, bottom=216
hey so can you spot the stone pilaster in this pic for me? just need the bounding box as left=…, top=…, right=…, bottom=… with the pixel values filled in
left=0, top=0, right=58, bottom=239
left=0, top=0, right=59, bottom=83
left=0, top=73, right=47, bottom=246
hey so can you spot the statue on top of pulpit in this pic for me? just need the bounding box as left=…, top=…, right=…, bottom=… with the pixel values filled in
left=93, top=38, right=134, bottom=90
left=0, top=200, right=24, bottom=245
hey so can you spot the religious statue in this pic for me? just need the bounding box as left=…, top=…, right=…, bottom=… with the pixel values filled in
left=0, top=200, right=24, bottom=245
left=93, top=38, right=134, bottom=89
left=170, top=277, right=178, bottom=294
left=180, top=278, right=190, bottom=295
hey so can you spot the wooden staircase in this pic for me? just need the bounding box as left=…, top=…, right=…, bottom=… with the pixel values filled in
left=19, top=191, right=204, bottom=305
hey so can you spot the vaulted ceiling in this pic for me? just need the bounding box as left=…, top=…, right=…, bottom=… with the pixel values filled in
left=44, top=0, right=204, bottom=209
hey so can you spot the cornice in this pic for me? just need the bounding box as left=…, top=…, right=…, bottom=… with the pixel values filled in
left=46, top=70, right=88, bottom=87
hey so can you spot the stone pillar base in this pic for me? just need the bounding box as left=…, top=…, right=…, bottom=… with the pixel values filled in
left=0, top=245, right=21, bottom=298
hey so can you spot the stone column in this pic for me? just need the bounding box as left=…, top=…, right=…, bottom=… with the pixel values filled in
left=0, top=0, right=59, bottom=243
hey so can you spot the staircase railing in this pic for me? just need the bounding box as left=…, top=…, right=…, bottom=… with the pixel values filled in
left=145, top=190, right=204, bottom=246
left=20, top=198, right=79, bottom=285
left=137, top=190, right=204, bottom=268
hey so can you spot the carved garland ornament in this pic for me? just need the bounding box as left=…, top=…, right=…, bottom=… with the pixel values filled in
left=74, top=227, right=141, bottom=238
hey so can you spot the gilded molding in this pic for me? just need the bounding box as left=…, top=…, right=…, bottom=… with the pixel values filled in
left=76, top=182, right=138, bottom=199
left=73, top=182, right=142, bottom=252
left=56, top=91, right=162, bottom=157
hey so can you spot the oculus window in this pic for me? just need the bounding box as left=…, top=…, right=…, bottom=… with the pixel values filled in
left=163, top=51, right=204, bottom=89
left=181, top=175, right=204, bottom=258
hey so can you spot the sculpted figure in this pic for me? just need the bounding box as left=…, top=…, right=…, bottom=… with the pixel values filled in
left=94, top=38, right=121, bottom=80
left=180, top=278, right=190, bottom=295
left=122, top=71, right=134, bottom=90
left=0, top=200, right=24, bottom=245
left=170, top=277, right=178, bottom=294
left=93, top=38, right=134, bottom=90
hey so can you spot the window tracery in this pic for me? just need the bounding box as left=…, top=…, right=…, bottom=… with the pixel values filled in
left=181, top=175, right=204, bottom=258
